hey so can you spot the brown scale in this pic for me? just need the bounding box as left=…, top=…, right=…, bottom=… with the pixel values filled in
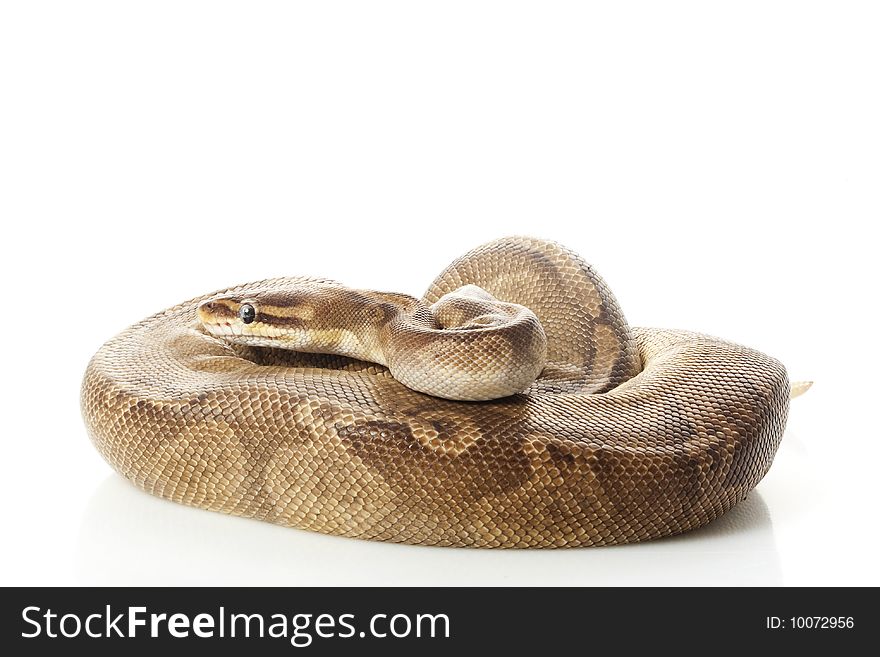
left=80, top=237, right=791, bottom=547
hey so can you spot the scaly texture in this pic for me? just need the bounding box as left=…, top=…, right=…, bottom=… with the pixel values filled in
left=81, top=237, right=790, bottom=547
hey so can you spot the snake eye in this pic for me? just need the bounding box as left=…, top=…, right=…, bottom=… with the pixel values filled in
left=239, top=303, right=256, bottom=324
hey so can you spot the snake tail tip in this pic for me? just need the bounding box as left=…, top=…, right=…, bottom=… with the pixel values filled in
left=790, top=380, right=813, bottom=399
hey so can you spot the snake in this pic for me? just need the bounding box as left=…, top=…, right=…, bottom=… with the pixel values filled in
left=81, top=236, right=804, bottom=548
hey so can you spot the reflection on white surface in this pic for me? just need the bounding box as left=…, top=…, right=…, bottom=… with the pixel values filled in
left=77, top=474, right=781, bottom=586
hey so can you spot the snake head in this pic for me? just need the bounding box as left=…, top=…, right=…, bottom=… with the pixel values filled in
left=198, top=292, right=313, bottom=347
left=196, top=283, right=403, bottom=366
left=197, top=281, right=369, bottom=353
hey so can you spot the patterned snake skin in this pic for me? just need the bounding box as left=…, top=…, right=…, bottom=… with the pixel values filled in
left=81, top=237, right=790, bottom=547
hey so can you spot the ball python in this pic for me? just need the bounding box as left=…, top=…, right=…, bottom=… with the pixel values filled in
left=81, top=237, right=805, bottom=548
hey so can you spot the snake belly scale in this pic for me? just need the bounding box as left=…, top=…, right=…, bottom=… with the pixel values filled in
left=81, top=237, right=791, bottom=547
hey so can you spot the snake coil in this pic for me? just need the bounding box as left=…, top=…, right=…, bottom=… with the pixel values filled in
left=81, top=237, right=791, bottom=547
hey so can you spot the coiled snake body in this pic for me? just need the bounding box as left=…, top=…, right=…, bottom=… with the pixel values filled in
left=81, top=237, right=796, bottom=547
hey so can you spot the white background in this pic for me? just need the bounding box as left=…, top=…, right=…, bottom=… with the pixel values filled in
left=1, top=2, right=878, bottom=586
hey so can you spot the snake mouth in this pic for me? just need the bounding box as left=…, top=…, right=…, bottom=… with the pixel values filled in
left=200, top=319, right=295, bottom=349
left=201, top=322, right=241, bottom=337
